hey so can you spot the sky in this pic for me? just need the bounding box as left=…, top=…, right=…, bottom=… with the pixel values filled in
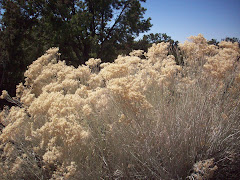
left=139, top=0, right=240, bottom=43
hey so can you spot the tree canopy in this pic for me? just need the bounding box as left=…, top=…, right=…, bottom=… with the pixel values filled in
left=133, top=33, right=176, bottom=52
left=1, top=0, right=151, bottom=64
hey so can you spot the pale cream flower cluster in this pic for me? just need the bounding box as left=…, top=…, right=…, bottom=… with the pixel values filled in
left=85, top=58, right=101, bottom=68
left=0, top=34, right=239, bottom=179
left=179, top=34, right=240, bottom=90
left=204, top=41, right=240, bottom=79
left=187, top=158, right=218, bottom=180
left=0, top=90, right=8, bottom=99
left=179, top=34, right=218, bottom=68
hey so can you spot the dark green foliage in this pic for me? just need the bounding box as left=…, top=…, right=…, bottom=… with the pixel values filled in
left=208, top=38, right=219, bottom=46
left=222, top=37, right=240, bottom=43
left=10, top=0, right=151, bottom=64
left=0, top=0, right=42, bottom=98
left=134, top=33, right=174, bottom=52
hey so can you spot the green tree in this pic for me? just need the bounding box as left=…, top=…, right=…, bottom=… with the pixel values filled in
left=207, top=39, right=219, bottom=46
left=4, top=0, right=151, bottom=64
left=0, top=0, right=40, bottom=98
left=134, top=33, right=174, bottom=52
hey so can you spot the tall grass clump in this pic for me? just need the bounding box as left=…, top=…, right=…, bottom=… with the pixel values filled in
left=0, top=34, right=240, bottom=179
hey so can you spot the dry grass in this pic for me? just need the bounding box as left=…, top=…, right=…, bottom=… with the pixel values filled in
left=0, top=34, right=240, bottom=179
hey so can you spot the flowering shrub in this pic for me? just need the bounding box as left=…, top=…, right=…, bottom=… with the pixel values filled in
left=187, top=158, right=218, bottom=180
left=0, top=34, right=240, bottom=179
